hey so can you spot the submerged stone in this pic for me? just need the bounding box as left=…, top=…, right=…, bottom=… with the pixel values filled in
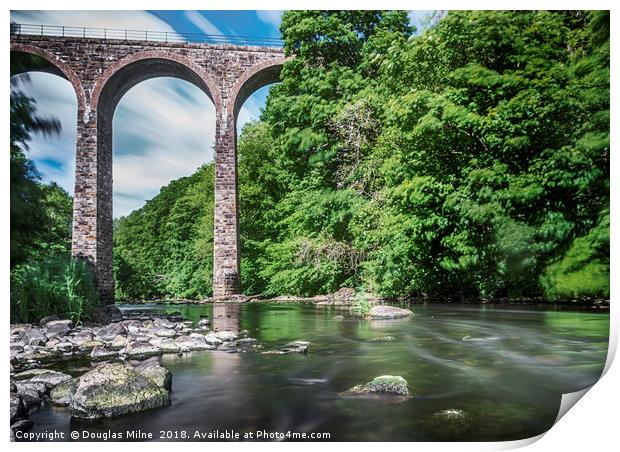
left=428, top=409, right=472, bottom=436
left=342, top=375, right=411, bottom=397
left=369, top=306, right=413, bottom=320
left=369, top=336, right=397, bottom=342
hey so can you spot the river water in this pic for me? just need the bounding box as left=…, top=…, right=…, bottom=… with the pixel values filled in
left=27, top=302, right=609, bottom=441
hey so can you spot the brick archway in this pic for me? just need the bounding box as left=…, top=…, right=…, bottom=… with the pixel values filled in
left=10, top=31, right=286, bottom=303
left=91, top=50, right=222, bottom=114
left=228, top=56, right=287, bottom=121
left=10, top=43, right=87, bottom=115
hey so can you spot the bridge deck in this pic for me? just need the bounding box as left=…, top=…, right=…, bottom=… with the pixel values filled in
left=10, top=22, right=284, bottom=48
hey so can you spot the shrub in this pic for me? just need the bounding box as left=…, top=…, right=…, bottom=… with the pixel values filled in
left=10, top=256, right=97, bottom=324
left=349, top=290, right=372, bottom=318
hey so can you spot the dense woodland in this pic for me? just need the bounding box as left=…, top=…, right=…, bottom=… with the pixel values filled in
left=11, top=11, right=610, bottom=307
left=113, top=11, right=609, bottom=301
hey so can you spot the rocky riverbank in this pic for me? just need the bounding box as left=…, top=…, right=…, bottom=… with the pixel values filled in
left=10, top=302, right=416, bottom=440
left=9, top=311, right=315, bottom=438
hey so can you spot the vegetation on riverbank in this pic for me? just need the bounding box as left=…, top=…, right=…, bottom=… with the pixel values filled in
left=114, top=11, right=609, bottom=303
left=10, top=59, right=97, bottom=323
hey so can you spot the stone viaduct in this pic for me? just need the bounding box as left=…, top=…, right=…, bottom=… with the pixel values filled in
left=10, top=26, right=287, bottom=303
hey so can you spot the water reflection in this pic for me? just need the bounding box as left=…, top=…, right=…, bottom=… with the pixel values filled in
left=212, top=303, right=241, bottom=332
left=25, top=303, right=609, bottom=442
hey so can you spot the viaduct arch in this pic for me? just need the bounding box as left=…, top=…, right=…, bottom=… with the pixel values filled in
left=10, top=30, right=287, bottom=302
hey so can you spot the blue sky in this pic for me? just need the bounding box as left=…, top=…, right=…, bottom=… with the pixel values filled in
left=10, top=10, right=435, bottom=217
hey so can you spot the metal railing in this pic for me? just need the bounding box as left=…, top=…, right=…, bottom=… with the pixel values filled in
left=10, top=23, right=284, bottom=48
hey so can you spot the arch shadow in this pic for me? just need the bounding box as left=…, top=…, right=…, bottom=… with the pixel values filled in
left=10, top=43, right=87, bottom=113
left=228, top=56, right=288, bottom=125
left=91, top=51, right=221, bottom=116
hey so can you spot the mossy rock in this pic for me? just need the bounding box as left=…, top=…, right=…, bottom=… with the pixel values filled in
left=50, top=378, right=78, bottom=406
left=71, top=363, right=170, bottom=419
left=342, top=375, right=412, bottom=399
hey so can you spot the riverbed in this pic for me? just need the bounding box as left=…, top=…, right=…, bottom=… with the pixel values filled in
left=25, top=302, right=609, bottom=441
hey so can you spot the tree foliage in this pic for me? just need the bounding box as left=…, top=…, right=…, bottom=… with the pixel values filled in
left=114, top=10, right=609, bottom=301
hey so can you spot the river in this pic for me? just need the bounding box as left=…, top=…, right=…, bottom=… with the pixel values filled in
left=26, top=302, right=609, bottom=441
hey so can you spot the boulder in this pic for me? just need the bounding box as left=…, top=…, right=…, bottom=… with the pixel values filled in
left=78, top=340, right=104, bottom=350
left=153, top=318, right=176, bottom=329
left=55, top=342, right=74, bottom=353
left=70, top=331, right=93, bottom=346
left=91, top=305, right=123, bottom=324
left=332, top=315, right=345, bottom=321
left=342, top=375, right=411, bottom=397
left=369, top=305, right=413, bottom=320
left=45, top=320, right=73, bottom=339
left=23, top=329, right=47, bottom=346
left=39, top=315, right=60, bottom=327
left=110, top=335, right=130, bottom=350
left=121, top=342, right=163, bottom=360
left=71, top=363, right=170, bottom=419
left=50, top=378, right=78, bottom=406
left=14, top=380, right=48, bottom=401
left=13, top=368, right=54, bottom=381
left=18, top=392, right=42, bottom=411
left=214, top=331, right=238, bottom=342
left=30, top=371, right=72, bottom=389
left=94, top=323, right=126, bottom=342
left=10, top=419, right=33, bottom=433
left=174, top=335, right=215, bottom=352
left=281, top=341, right=310, bottom=353
left=148, top=337, right=180, bottom=353
left=91, top=346, right=118, bottom=361
left=134, top=361, right=172, bottom=391
left=10, top=394, right=25, bottom=424
left=204, top=334, right=223, bottom=346
left=152, top=327, right=176, bottom=338
left=197, top=319, right=211, bottom=329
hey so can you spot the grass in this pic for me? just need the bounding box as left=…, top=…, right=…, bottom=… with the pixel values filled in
left=11, top=256, right=97, bottom=325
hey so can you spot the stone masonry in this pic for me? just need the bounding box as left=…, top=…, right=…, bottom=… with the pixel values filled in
left=10, top=34, right=287, bottom=302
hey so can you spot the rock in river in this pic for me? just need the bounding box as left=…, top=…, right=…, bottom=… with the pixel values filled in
left=50, top=378, right=78, bottom=406
left=70, top=363, right=170, bottom=419
left=369, top=305, right=413, bottom=320
left=45, top=320, right=73, bottom=339
left=121, top=342, right=163, bottom=360
left=30, top=370, right=72, bottom=389
left=134, top=360, right=172, bottom=391
left=342, top=375, right=411, bottom=398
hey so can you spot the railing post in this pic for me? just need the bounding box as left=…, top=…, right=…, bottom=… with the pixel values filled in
left=62, top=26, right=65, bottom=37
left=165, top=31, right=168, bottom=42
left=125, top=29, right=127, bottom=40
left=40, top=25, right=43, bottom=36
left=83, top=27, right=85, bottom=38
left=104, top=28, right=106, bottom=39
left=145, top=31, right=148, bottom=41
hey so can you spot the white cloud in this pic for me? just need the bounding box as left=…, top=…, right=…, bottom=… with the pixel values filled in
left=10, top=10, right=176, bottom=34
left=11, top=10, right=270, bottom=218
left=256, top=10, right=283, bottom=30
left=112, top=78, right=216, bottom=216
left=12, top=73, right=77, bottom=194
left=184, top=11, right=223, bottom=36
